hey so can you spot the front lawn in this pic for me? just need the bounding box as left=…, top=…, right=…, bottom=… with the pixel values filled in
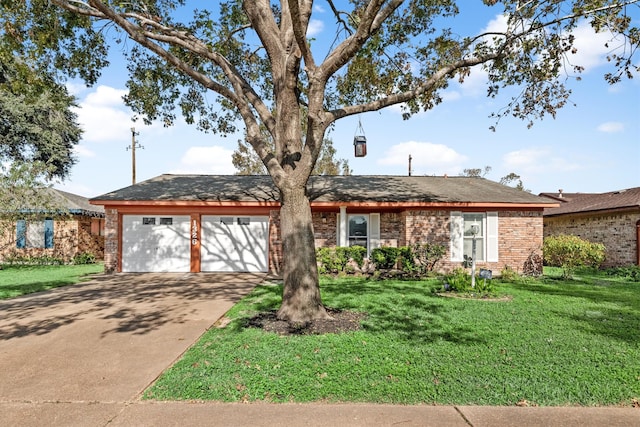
left=0, top=263, right=104, bottom=299
left=145, top=270, right=640, bottom=406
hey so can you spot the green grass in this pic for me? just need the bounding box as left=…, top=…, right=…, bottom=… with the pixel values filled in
left=145, top=269, right=640, bottom=406
left=0, top=263, right=104, bottom=299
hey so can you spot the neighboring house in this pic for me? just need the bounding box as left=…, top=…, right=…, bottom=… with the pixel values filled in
left=0, top=189, right=105, bottom=263
left=90, top=174, right=557, bottom=275
left=542, top=187, right=640, bottom=267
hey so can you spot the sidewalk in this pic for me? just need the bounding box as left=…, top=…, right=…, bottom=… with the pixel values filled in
left=2, top=401, right=638, bottom=427
left=1, top=273, right=637, bottom=426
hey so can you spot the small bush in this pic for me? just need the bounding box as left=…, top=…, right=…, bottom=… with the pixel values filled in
left=523, top=252, right=543, bottom=277
left=347, top=246, right=367, bottom=268
left=73, top=252, right=96, bottom=265
left=543, top=235, right=606, bottom=279
left=317, top=246, right=367, bottom=274
left=412, top=243, right=446, bottom=275
left=317, top=247, right=348, bottom=274
left=398, top=246, right=416, bottom=273
left=500, top=265, right=520, bottom=282
left=371, top=247, right=400, bottom=270
left=605, top=265, right=640, bottom=282
left=442, top=268, right=472, bottom=292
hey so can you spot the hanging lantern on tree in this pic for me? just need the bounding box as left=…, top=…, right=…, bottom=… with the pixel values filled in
left=353, top=117, right=367, bottom=157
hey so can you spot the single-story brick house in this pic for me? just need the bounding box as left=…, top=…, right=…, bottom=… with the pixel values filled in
left=0, top=188, right=105, bottom=263
left=90, top=174, right=557, bottom=275
left=542, top=187, right=640, bottom=267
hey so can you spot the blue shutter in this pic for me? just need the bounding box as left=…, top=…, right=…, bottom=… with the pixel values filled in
left=16, top=220, right=26, bottom=248
left=44, top=219, right=54, bottom=249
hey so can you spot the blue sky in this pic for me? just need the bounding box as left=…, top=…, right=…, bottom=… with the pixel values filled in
left=55, top=3, right=639, bottom=198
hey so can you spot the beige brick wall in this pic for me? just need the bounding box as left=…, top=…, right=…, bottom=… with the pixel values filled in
left=103, top=209, right=119, bottom=273
left=544, top=211, right=640, bottom=267
left=0, top=215, right=104, bottom=263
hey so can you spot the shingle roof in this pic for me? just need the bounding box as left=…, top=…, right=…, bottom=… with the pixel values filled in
left=49, top=188, right=105, bottom=216
left=543, top=187, right=640, bottom=216
left=91, top=174, right=556, bottom=206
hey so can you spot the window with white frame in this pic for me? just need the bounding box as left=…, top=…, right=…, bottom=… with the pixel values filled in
left=450, top=212, right=498, bottom=263
left=348, top=215, right=368, bottom=248
left=337, top=211, right=380, bottom=255
left=463, top=213, right=485, bottom=262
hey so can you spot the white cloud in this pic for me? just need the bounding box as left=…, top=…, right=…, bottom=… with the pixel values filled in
left=170, top=146, right=236, bottom=175
left=378, top=141, right=468, bottom=175
left=73, top=145, right=96, bottom=158
left=502, top=147, right=581, bottom=173
left=74, top=85, right=133, bottom=143
left=307, top=19, right=324, bottom=37
left=568, top=22, right=618, bottom=72
left=596, top=121, right=624, bottom=133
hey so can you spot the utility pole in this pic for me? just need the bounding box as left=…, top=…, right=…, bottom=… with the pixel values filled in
left=408, top=154, right=412, bottom=176
left=126, top=127, right=143, bottom=185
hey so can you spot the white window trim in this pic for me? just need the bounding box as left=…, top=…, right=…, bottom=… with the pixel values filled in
left=450, top=212, right=498, bottom=263
left=336, top=210, right=380, bottom=256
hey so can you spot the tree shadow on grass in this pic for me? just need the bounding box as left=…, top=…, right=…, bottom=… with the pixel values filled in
left=242, top=277, right=486, bottom=346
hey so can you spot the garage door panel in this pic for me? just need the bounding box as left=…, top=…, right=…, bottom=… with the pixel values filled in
left=201, top=216, right=268, bottom=272
left=122, top=215, right=191, bottom=272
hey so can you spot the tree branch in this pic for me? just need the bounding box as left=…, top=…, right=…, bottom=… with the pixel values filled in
left=318, top=0, right=403, bottom=81
left=287, top=0, right=316, bottom=70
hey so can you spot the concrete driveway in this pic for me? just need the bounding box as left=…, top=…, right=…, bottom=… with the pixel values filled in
left=0, top=273, right=262, bottom=403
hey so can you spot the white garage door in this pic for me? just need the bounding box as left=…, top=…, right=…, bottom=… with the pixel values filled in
left=201, top=216, right=268, bottom=272
left=122, top=215, right=191, bottom=272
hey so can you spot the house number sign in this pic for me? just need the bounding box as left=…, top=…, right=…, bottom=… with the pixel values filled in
left=191, top=219, right=198, bottom=246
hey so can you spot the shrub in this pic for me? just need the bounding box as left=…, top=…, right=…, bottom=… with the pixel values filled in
left=500, top=265, right=520, bottom=282
left=73, top=252, right=96, bottom=265
left=347, top=246, right=367, bottom=268
left=442, top=268, right=472, bottom=292
left=370, top=247, right=400, bottom=270
left=543, top=235, right=606, bottom=279
left=412, top=242, right=446, bottom=274
left=317, top=246, right=367, bottom=274
left=605, top=265, right=640, bottom=282
left=398, top=246, right=416, bottom=273
left=523, top=252, right=543, bottom=277
left=317, top=247, right=348, bottom=274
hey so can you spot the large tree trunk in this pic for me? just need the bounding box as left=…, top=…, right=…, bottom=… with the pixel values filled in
left=276, top=183, right=330, bottom=322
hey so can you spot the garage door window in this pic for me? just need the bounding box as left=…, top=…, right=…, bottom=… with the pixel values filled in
left=220, top=217, right=234, bottom=225
left=160, top=217, right=173, bottom=225
left=238, top=217, right=250, bottom=225
left=143, top=217, right=156, bottom=225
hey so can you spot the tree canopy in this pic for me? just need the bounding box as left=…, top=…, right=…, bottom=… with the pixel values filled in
left=4, top=0, right=636, bottom=320
left=0, top=53, right=82, bottom=180
left=233, top=137, right=351, bottom=175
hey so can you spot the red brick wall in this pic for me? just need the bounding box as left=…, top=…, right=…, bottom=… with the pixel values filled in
left=544, top=210, right=640, bottom=267
left=402, top=210, right=543, bottom=274
left=99, top=208, right=545, bottom=275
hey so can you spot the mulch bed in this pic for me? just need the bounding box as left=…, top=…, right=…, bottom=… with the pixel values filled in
left=246, top=307, right=366, bottom=336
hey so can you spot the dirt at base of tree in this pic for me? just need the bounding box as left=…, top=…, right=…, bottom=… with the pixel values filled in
left=247, top=307, right=366, bottom=335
